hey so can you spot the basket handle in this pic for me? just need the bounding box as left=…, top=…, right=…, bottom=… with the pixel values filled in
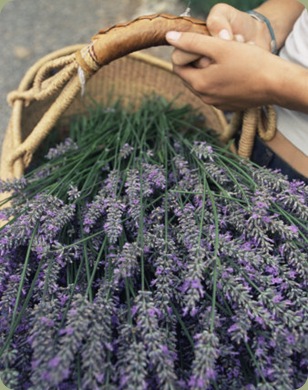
left=3, top=14, right=209, bottom=180
left=1, top=12, right=276, bottom=189
left=75, top=14, right=209, bottom=75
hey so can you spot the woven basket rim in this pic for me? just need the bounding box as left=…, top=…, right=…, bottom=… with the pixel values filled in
left=129, top=51, right=227, bottom=126
left=0, top=47, right=228, bottom=188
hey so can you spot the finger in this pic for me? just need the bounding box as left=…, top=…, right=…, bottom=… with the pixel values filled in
left=166, top=31, right=223, bottom=60
left=172, top=63, right=204, bottom=91
left=218, top=29, right=232, bottom=40
left=234, top=34, right=245, bottom=43
left=171, top=48, right=202, bottom=67
left=191, top=56, right=211, bottom=69
left=206, top=3, right=235, bottom=39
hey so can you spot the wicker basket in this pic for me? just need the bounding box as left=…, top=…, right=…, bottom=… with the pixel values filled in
left=0, top=13, right=277, bottom=200
left=0, top=47, right=227, bottom=185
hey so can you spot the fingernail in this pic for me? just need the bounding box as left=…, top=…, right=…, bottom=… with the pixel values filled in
left=218, top=29, right=231, bottom=40
left=166, top=31, right=182, bottom=41
left=235, top=34, right=245, bottom=43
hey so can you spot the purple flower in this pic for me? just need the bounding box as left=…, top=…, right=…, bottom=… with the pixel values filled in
left=119, top=143, right=134, bottom=158
left=40, top=317, right=55, bottom=327
left=288, top=225, right=299, bottom=234
left=45, top=138, right=78, bottom=160
left=272, top=294, right=283, bottom=303
left=1, top=99, right=307, bottom=389
left=48, top=356, right=61, bottom=368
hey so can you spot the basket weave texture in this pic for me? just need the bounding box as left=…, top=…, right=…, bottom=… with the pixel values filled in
left=0, top=47, right=227, bottom=184
left=0, top=11, right=278, bottom=200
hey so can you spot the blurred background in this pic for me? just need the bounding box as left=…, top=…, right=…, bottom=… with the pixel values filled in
left=0, top=0, right=264, bottom=143
left=189, top=0, right=264, bottom=14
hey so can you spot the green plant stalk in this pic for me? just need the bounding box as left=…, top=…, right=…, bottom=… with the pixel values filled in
left=0, top=257, right=44, bottom=357
left=85, top=236, right=108, bottom=298
left=10, top=225, right=38, bottom=326
left=1, top=99, right=306, bottom=385
left=78, top=205, right=93, bottom=302
left=203, top=175, right=221, bottom=333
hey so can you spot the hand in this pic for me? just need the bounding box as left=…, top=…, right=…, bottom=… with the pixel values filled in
left=206, top=3, right=273, bottom=50
left=172, top=3, right=273, bottom=68
left=165, top=31, right=284, bottom=111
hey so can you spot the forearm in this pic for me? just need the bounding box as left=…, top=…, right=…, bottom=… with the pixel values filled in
left=268, top=59, right=308, bottom=113
left=255, top=0, right=304, bottom=49
left=166, top=30, right=308, bottom=112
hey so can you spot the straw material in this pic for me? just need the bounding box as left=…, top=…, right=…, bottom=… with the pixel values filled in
left=0, top=47, right=227, bottom=185
left=76, top=52, right=228, bottom=129
left=0, top=43, right=277, bottom=204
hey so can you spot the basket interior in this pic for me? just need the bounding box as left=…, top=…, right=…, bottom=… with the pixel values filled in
left=20, top=53, right=226, bottom=143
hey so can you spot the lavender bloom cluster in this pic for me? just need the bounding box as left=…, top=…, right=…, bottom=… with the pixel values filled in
left=0, top=99, right=307, bottom=389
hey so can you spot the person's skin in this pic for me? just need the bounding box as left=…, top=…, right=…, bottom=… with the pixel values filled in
left=165, top=0, right=308, bottom=113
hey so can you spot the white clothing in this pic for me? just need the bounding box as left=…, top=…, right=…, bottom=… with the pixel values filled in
left=274, top=9, right=308, bottom=156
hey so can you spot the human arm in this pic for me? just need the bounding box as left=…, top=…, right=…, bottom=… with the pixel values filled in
left=207, top=0, right=304, bottom=51
left=165, top=31, right=308, bottom=112
left=172, top=0, right=304, bottom=67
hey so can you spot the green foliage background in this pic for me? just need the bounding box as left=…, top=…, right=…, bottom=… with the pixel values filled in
left=0, top=0, right=12, bottom=13
left=299, top=0, right=308, bottom=7
left=187, top=0, right=265, bottom=15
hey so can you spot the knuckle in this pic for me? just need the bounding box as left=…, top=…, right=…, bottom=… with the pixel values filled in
left=206, top=14, right=225, bottom=32
left=206, top=3, right=234, bottom=31
left=191, top=78, right=207, bottom=94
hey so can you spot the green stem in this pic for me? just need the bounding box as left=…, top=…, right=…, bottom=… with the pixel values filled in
left=10, top=225, right=38, bottom=326
left=0, top=256, right=44, bottom=357
left=203, top=175, right=220, bottom=333
left=85, top=236, right=107, bottom=298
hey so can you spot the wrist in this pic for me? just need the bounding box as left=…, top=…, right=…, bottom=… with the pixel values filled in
left=274, top=65, right=308, bottom=113
left=263, top=56, right=308, bottom=113
left=247, top=10, right=278, bottom=54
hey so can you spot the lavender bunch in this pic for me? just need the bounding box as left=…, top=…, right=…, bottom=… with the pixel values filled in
left=0, top=97, right=307, bottom=389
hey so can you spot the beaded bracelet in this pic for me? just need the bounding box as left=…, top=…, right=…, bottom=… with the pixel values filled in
left=247, top=10, right=278, bottom=54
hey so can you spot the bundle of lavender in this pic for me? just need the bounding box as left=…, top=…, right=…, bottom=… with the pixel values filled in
left=0, top=97, right=307, bottom=390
